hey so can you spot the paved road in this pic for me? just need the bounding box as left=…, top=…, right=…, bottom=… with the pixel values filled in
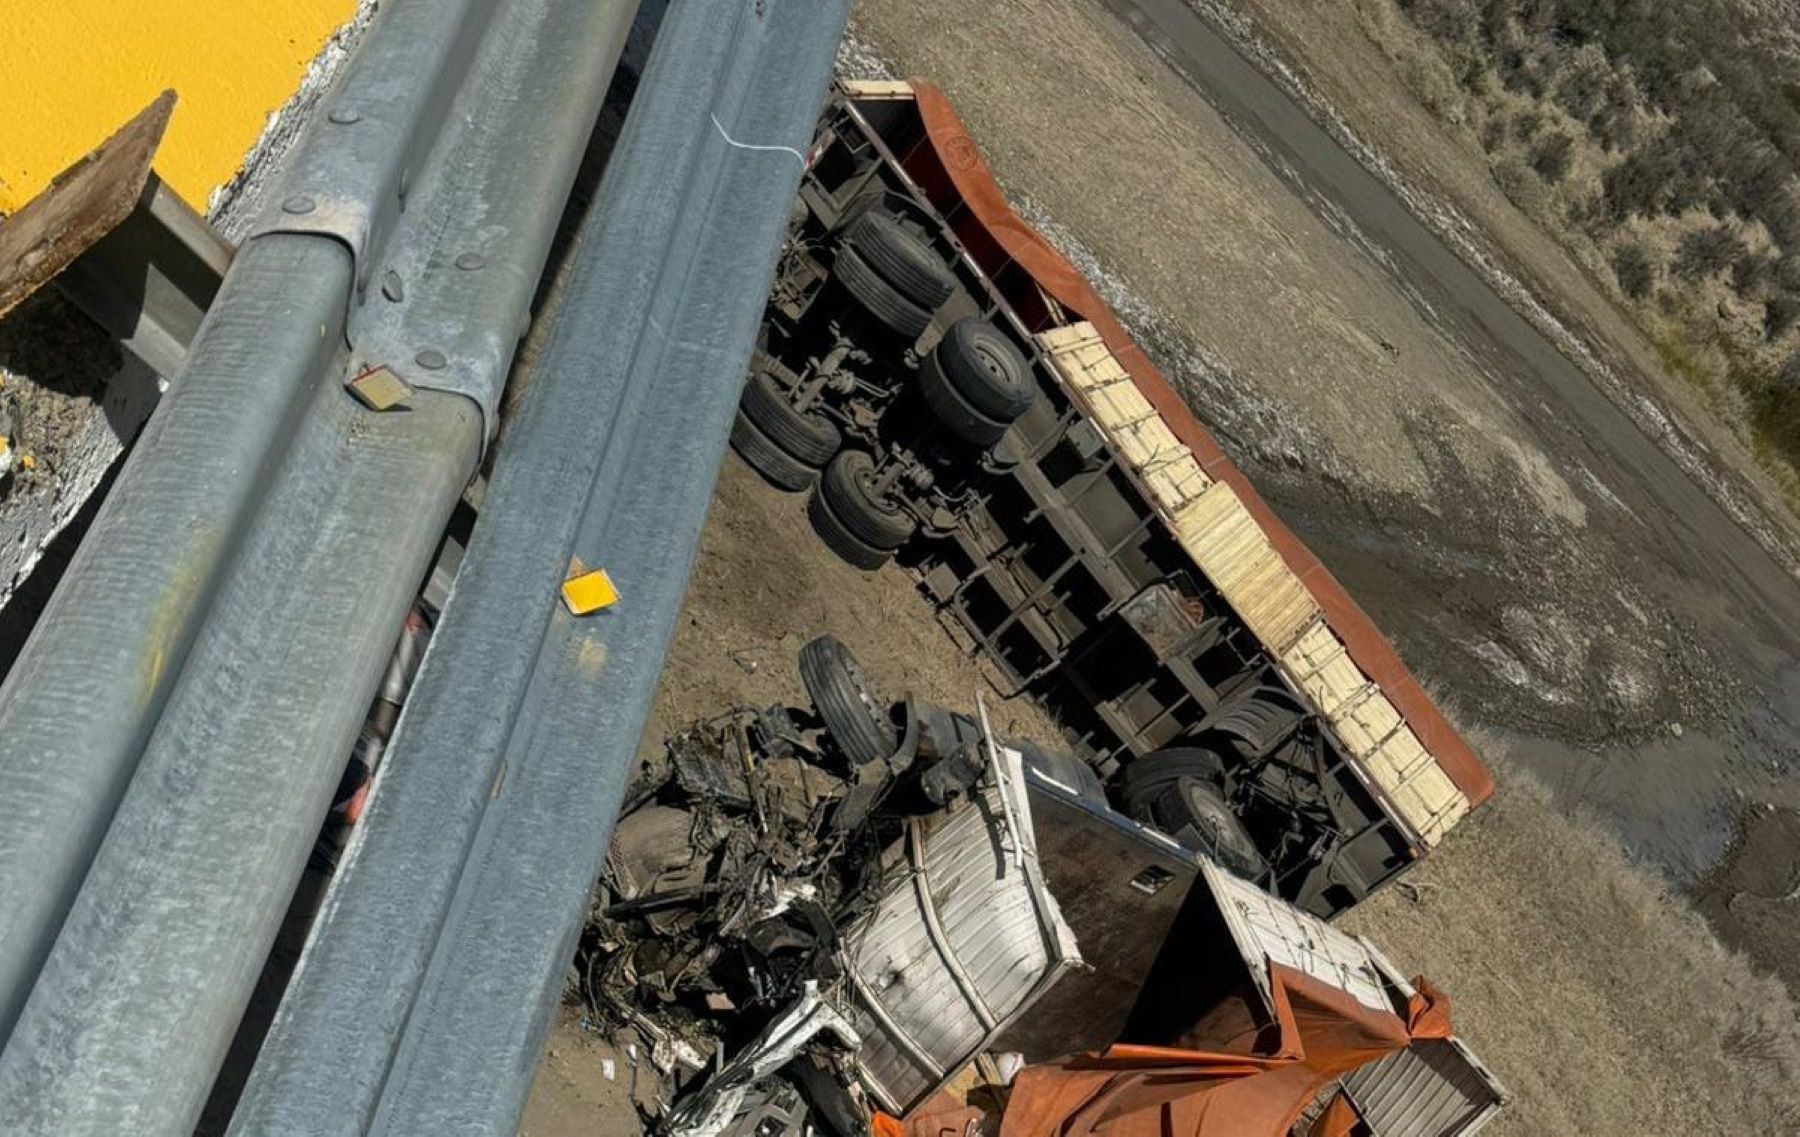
left=1103, top=0, right=1800, bottom=876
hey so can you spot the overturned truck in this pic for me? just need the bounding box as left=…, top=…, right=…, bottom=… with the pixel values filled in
left=590, top=638, right=1505, bottom=1137
left=729, top=80, right=1494, bottom=918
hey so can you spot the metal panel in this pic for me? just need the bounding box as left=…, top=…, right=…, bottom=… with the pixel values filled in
left=1346, top=943, right=1509, bottom=1137
left=997, top=764, right=1200, bottom=1061
left=844, top=748, right=1080, bottom=1113
left=1201, top=859, right=1396, bottom=1017
left=0, top=235, right=353, bottom=1047
left=1342, top=1039, right=1507, bottom=1137
left=0, top=0, right=636, bottom=1130
left=232, top=3, right=849, bottom=1132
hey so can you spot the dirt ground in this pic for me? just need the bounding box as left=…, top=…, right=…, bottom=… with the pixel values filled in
left=528, top=1, right=1800, bottom=1132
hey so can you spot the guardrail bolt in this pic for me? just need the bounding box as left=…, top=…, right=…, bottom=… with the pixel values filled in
left=415, top=349, right=448, bottom=371
left=327, top=108, right=362, bottom=125
left=282, top=195, right=317, bottom=215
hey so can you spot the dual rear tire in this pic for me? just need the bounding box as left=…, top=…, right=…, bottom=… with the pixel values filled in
left=918, top=318, right=1036, bottom=446
left=835, top=211, right=957, bottom=339
left=1119, top=746, right=1269, bottom=884
left=731, top=355, right=841, bottom=491
left=806, top=450, right=916, bottom=571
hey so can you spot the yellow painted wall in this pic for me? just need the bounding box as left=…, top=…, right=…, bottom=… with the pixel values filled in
left=0, top=0, right=357, bottom=214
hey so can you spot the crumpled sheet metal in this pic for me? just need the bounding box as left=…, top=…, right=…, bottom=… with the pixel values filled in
left=842, top=742, right=1080, bottom=1115
left=994, top=970, right=1453, bottom=1137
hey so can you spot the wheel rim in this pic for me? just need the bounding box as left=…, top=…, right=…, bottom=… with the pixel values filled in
left=841, top=654, right=888, bottom=736
left=973, top=340, right=1009, bottom=383
left=853, top=465, right=903, bottom=517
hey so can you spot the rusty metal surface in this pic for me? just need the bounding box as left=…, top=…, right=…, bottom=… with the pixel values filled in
left=0, top=92, right=174, bottom=320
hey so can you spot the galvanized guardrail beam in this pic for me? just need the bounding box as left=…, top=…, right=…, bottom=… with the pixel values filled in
left=0, top=1, right=638, bottom=1132
left=231, top=1, right=848, bottom=1132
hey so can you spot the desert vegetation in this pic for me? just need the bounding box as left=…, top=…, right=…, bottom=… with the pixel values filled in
left=1353, top=0, right=1800, bottom=502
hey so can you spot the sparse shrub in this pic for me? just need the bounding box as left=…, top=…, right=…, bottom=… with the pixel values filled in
left=1555, top=42, right=1612, bottom=121
left=1492, top=155, right=1550, bottom=216
left=1481, top=113, right=1508, bottom=151
left=1676, top=225, right=1746, bottom=280
left=1530, top=131, right=1575, bottom=182
left=1779, top=351, right=1800, bottom=389
left=1396, top=0, right=1482, bottom=43
left=1764, top=295, right=1800, bottom=340
left=1612, top=240, right=1658, bottom=299
left=1732, top=250, right=1773, bottom=298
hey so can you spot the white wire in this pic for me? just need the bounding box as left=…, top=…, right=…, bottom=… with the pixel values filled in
left=710, top=113, right=806, bottom=166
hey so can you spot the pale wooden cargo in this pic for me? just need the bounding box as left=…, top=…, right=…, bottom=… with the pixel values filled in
left=838, top=79, right=917, bottom=100
left=1282, top=619, right=1468, bottom=845
left=1175, top=482, right=1318, bottom=653
left=1039, top=323, right=1471, bottom=845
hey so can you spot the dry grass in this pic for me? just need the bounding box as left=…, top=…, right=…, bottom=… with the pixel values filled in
left=1341, top=0, right=1800, bottom=514
left=1346, top=718, right=1800, bottom=1134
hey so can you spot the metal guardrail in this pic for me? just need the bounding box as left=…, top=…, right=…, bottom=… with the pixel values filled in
left=0, top=1, right=638, bottom=1132
left=231, top=1, right=848, bottom=1132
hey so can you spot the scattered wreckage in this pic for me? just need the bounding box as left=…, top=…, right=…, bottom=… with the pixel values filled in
left=580, top=637, right=1505, bottom=1137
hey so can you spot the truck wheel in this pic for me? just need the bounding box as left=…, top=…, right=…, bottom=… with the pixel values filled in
left=740, top=370, right=841, bottom=467
left=843, top=211, right=957, bottom=310
left=1118, top=746, right=1229, bottom=814
left=807, top=490, right=891, bottom=570
left=731, top=411, right=816, bottom=492
left=929, top=318, right=1036, bottom=420
left=799, top=634, right=899, bottom=765
left=834, top=246, right=934, bottom=340
left=919, top=349, right=1012, bottom=446
left=1146, top=780, right=1269, bottom=884
left=1119, top=746, right=1266, bottom=882
left=818, top=451, right=916, bottom=550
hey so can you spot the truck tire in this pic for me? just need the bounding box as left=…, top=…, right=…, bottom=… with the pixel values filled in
left=918, top=349, right=1012, bottom=446
left=807, top=490, right=891, bottom=570
left=1118, top=746, right=1228, bottom=813
left=731, top=411, right=815, bottom=492
left=1118, top=746, right=1266, bottom=882
left=799, top=634, right=898, bottom=765
left=843, top=211, right=957, bottom=310
left=818, top=451, right=916, bottom=550
left=834, top=246, right=934, bottom=339
left=740, top=370, right=842, bottom=467
left=1146, top=779, right=1269, bottom=884
left=928, top=318, right=1036, bottom=420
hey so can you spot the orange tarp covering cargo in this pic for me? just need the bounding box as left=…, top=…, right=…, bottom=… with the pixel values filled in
left=901, top=81, right=1493, bottom=813
left=993, top=968, right=1451, bottom=1137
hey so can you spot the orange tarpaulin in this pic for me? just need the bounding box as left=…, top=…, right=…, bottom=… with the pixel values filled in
left=904, top=81, right=1493, bottom=812
left=992, top=966, right=1452, bottom=1137
left=1307, top=1092, right=1367, bottom=1137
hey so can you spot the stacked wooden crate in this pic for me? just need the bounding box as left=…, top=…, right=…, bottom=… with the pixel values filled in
left=1039, top=323, right=1469, bottom=846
